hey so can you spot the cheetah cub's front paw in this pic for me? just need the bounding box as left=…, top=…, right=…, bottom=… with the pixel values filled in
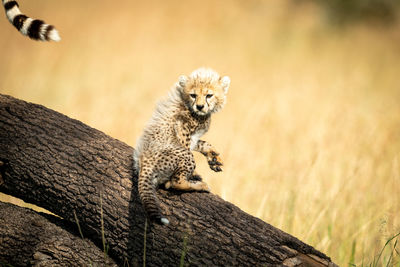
left=207, top=151, right=223, bottom=172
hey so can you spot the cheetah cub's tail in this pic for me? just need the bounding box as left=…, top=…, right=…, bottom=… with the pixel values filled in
left=2, top=0, right=60, bottom=41
left=138, top=168, right=170, bottom=225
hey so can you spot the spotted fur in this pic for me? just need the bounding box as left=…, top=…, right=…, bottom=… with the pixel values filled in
left=2, top=0, right=60, bottom=41
left=134, top=68, right=230, bottom=225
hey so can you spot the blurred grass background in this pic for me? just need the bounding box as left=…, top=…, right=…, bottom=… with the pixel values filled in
left=1, top=0, right=400, bottom=265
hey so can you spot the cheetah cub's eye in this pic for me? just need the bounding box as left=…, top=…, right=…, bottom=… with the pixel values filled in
left=190, top=94, right=197, bottom=99
left=206, top=94, right=213, bottom=99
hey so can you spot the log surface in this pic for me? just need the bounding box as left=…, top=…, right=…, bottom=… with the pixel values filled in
left=0, top=94, right=337, bottom=266
left=0, top=201, right=117, bottom=266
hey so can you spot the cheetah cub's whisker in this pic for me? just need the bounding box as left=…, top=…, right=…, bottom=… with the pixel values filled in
left=133, top=68, right=230, bottom=225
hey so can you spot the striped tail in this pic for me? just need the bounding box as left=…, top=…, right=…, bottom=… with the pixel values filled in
left=138, top=166, right=169, bottom=225
left=2, top=0, right=60, bottom=41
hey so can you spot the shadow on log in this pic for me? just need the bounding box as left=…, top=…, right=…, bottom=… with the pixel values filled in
left=0, top=94, right=338, bottom=266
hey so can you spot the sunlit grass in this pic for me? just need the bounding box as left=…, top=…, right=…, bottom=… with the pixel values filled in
left=0, top=193, right=54, bottom=215
left=0, top=0, right=399, bottom=265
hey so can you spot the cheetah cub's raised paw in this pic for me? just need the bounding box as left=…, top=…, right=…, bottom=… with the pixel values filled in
left=207, top=151, right=223, bottom=172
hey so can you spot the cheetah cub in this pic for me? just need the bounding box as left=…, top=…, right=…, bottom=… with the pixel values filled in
left=133, top=68, right=230, bottom=225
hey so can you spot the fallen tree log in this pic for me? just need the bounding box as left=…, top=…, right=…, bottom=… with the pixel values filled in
left=0, top=201, right=117, bottom=266
left=0, top=94, right=338, bottom=266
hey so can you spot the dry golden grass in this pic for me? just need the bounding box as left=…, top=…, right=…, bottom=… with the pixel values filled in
left=1, top=0, right=400, bottom=265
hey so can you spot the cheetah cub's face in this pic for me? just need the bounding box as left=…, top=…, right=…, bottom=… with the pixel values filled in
left=178, top=68, right=230, bottom=117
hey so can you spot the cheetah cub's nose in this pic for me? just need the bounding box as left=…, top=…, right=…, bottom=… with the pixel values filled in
left=196, top=105, right=204, bottom=110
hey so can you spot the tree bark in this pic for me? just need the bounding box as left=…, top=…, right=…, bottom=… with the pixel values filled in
left=0, top=94, right=338, bottom=266
left=0, top=201, right=117, bottom=266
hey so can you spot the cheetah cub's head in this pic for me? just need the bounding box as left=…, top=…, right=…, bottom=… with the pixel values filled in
left=177, top=68, right=230, bottom=117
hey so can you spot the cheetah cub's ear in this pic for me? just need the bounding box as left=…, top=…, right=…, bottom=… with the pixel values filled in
left=220, top=76, right=230, bottom=94
left=177, top=75, right=189, bottom=91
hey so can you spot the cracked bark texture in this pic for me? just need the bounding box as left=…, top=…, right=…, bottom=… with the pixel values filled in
left=0, top=201, right=116, bottom=266
left=0, top=94, right=338, bottom=266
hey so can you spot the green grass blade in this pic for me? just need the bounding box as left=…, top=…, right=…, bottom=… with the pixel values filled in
left=349, top=239, right=356, bottom=267
left=143, top=219, right=148, bottom=267
left=375, top=232, right=400, bottom=266
left=100, top=193, right=108, bottom=262
left=73, top=210, right=85, bottom=239
left=179, top=233, right=188, bottom=267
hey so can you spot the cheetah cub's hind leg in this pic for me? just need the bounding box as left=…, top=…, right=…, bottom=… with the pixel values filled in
left=165, top=149, right=210, bottom=192
left=189, top=171, right=203, bottom=182
left=165, top=171, right=210, bottom=192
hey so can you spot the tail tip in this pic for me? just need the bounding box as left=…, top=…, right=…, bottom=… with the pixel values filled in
left=48, top=28, right=61, bottom=42
left=160, top=217, right=170, bottom=225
